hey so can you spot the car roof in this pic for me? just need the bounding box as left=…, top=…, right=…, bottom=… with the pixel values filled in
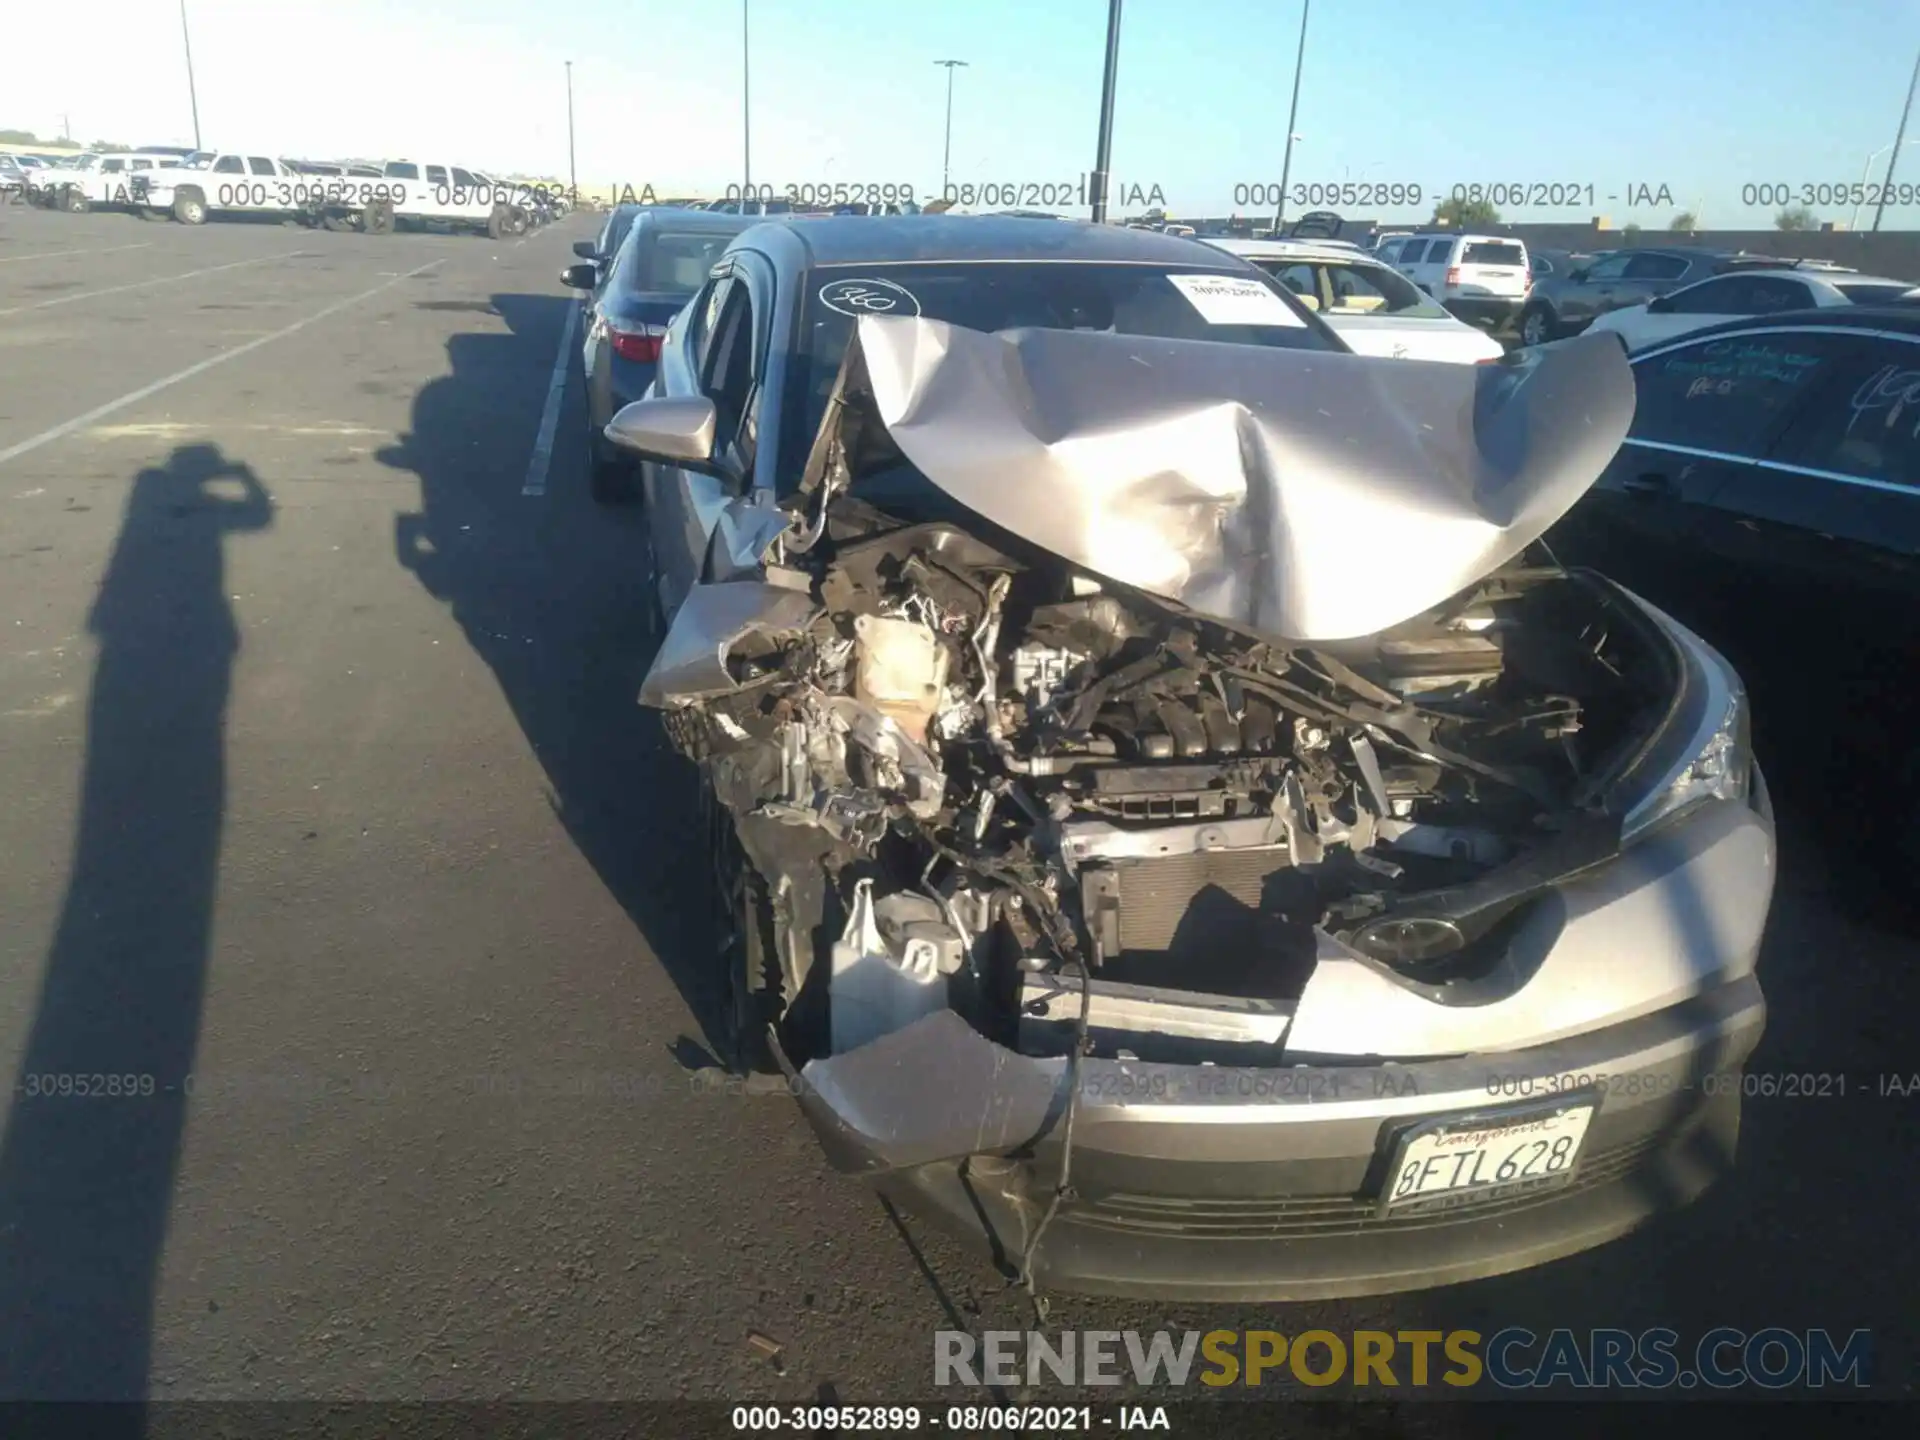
left=1629, top=306, right=1920, bottom=354
left=735, top=214, right=1258, bottom=269
left=1204, top=237, right=1389, bottom=264
left=628, top=206, right=760, bottom=233
left=1407, top=232, right=1523, bottom=244
left=1690, top=267, right=1908, bottom=288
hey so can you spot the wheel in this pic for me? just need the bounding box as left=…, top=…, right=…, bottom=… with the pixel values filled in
left=361, top=199, right=393, bottom=234
left=589, top=431, right=634, bottom=505
left=1518, top=304, right=1556, bottom=347
left=62, top=184, right=88, bottom=214
left=706, top=789, right=785, bottom=1075
left=487, top=203, right=511, bottom=240
left=321, top=209, right=354, bottom=233
left=173, top=189, right=207, bottom=225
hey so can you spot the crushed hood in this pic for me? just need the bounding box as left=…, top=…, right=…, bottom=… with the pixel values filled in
left=833, top=314, right=1635, bottom=642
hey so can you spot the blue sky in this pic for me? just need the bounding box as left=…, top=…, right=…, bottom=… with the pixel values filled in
left=13, top=0, right=1920, bottom=227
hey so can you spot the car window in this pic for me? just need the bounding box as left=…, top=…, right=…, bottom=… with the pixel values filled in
left=702, top=282, right=758, bottom=457
left=1664, top=276, right=1750, bottom=315
left=426, top=165, right=449, bottom=185
left=1624, top=253, right=1690, bottom=282
left=1462, top=241, right=1526, bottom=267
left=387, top=162, right=421, bottom=181
left=102, top=158, right=124, bottom=173
left=1256, top=258, right=1446, bottom=318
left=688, top=274, right=734, bottom=375
left=247, top=156, right=276, bottom=176
left=213, top=155, right=244, bottom=174
left=1584, top=254, right=1632, bottom=282
left=1376, top=239, right=1404, bottom=263
left=1631, top=331, right=1852, bottom=457
left=451, top=167, right=479, bottom=188
left=1768, top=339, right=1920, bottom=488
left=1835, top=281, right=1920, bottom=305
left=1746, top=277, right=1815, bottom=312
left=633, top=231, right=739, bottom=295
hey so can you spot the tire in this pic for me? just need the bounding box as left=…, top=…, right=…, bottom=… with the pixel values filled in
left=174, top=189, right=207, bottom=225
left=62, top=184, right=88, bottom=214
left=321, top=209, right=354, bottom=232
left=589, top=431, right=634, bottom=505
left=486, top=204, right=509, bottom=241
left=707, top=792, right=785, bottom=1075
left=1518, top=304, right=1556, bottom=347
left=362, top=198, right=393, bottom=235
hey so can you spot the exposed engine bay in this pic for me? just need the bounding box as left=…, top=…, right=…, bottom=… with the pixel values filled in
left=640, top=316, right=1666, bottom=1068
left=651, top=512, right=1672, bottom=1068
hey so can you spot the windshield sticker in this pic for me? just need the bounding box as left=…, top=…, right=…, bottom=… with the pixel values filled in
left=1847, top=363, right=1920, bottom=439
left=1166, top=273, right=1305, bottom=327
left=818, top=277, right=923, bottom=318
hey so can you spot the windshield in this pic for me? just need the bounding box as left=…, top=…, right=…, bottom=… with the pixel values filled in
left=1253, top=256, right=1449, bottom=318
left=792, top=260, right=1334, bottom=476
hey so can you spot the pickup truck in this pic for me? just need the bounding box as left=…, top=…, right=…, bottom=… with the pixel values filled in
left=34, top=152, right=184, bottom=212
left=135, top=153, right=550, bottom=237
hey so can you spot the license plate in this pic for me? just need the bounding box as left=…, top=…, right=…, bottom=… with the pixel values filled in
left=1380, top=1100, right=1594, bottom=1212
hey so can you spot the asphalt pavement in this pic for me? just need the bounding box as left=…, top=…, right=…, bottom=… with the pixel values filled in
left=0, top=202, right=1914, bottom=1416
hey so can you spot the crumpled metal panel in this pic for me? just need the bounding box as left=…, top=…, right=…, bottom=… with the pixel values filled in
left=637, top=580, right=819, bottom=707
left=852, top=316, right=1635, bottom=642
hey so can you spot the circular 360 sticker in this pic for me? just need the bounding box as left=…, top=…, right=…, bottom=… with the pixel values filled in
left=818, top=277, right=922, bottom=318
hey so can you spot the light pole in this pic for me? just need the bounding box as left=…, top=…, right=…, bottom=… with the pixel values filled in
left=1851, top=139, right=1917, bottom=231
left=741, top=1, right=753, bottom=204
left=178, top=0, right=202, bottom=151
left=1089, top=0, right=1123, bottom=223
left=1271, top=0, right=1311, bottom=233
left=1872, top=44, right=1920, bottom=232
left=564, top=61, right=576, bottom=202
left=935, top=59, right=968, bottom=200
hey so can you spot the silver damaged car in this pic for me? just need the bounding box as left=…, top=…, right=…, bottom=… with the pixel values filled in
left=611, top=217, right=1773, bottom=1302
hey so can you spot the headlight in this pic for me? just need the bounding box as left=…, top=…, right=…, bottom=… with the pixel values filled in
left=1619, top=603, right=1753, bottom=842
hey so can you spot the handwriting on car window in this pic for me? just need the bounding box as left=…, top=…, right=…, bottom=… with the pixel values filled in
left=1662, top=341, right=1826, bottom=395
left=1846, top=364, right=1920, bottom=439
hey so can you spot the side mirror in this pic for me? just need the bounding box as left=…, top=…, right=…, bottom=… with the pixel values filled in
left=605, top=396, right=738, bottom=483
left=571, top=240, right=600, bottom=259
left=560, top=262, right=599, bottom=290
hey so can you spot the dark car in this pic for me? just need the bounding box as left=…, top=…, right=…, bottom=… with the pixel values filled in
left=561, top=207, right=754, bottom=501
left=1517, top=247, right=1787, bottom=347
left=590, top=215, right=1775, bottom=1302
left=1547, top=308, right=1920, bottom=889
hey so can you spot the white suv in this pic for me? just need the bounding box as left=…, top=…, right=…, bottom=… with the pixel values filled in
left=1387, top=232, right=1531, bottom=331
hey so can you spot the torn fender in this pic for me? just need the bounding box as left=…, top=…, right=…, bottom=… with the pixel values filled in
left=850, top=316, right=1636, bottom=643
left=638, top=579, right=819, bottom=708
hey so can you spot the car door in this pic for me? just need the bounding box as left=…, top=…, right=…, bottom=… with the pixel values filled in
left=1557, top=252, right=1631, bottom=325
left=1550, top=327, right=1848, bottom=633
left=645, top=254, right=771, bottom=621
left=1750, top=330, right=1920, bottom=672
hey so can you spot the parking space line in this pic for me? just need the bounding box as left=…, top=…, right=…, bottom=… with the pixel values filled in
left=520, top=304, right=579, bottom=497
left=0, top=250, right=313, bottom=318
left=0, top=242, right=155, bottom=266
left=0, top=259, right=444, bottom=470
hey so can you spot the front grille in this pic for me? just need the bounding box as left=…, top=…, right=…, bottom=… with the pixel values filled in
left=1075, top=1130, right=1669, bottom=1241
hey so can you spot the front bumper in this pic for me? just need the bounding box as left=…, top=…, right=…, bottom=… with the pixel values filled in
left=785, top=792, right=1773, bottom=1301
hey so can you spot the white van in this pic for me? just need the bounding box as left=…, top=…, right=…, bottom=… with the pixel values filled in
left=1388, top=232, right=1530, bottom=331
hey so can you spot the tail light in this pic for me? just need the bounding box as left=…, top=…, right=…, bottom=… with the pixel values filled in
left=1445, top=266, right=1461, bottom=287
left=608, top=325, right=664, bottom=363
